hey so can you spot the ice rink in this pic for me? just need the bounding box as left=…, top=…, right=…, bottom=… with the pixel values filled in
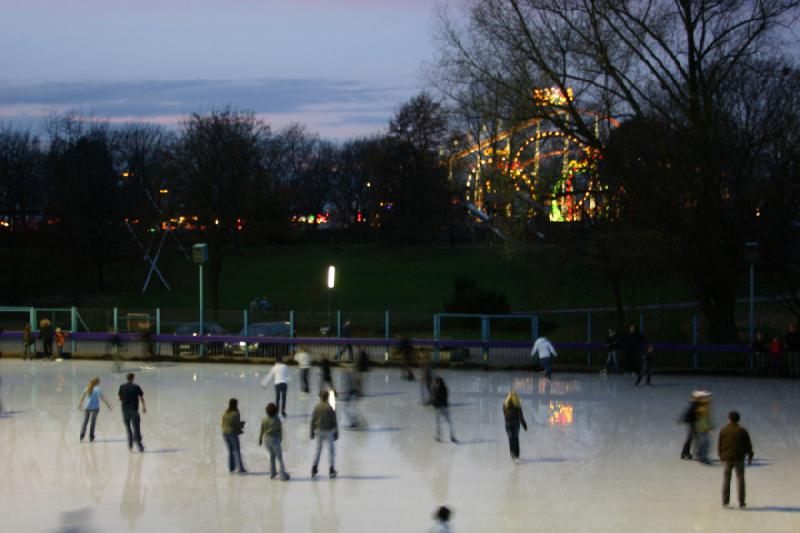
left=0, top=359, right=798, bottom=532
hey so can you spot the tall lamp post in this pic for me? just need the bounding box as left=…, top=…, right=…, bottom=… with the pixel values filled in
left=193, top=243, right=208, bottom=356
left=327, top=266, right=336, bottom=334
left=744, top=241, right=759, bottom=344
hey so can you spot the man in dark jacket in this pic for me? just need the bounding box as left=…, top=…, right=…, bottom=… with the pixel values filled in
left=680, top=393, right=701, bottom=459
left=623, top=324, right=645, bottom=374
left=717, top=411, right=754, bottom=508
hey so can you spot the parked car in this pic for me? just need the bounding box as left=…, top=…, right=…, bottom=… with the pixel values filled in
left=171, top=322, right=227, bottom=355
left=226, top=321, right=292, bottom=357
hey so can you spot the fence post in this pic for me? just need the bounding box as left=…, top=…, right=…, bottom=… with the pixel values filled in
left=433, top=314, right=440, bottom=363
left=113, top=307, right=118, bottom=334
left=481, top=316, right=490, bottom=365
left=336, top=310, right=342, bottom=338
left=30, top=307, right=36, bottom=331
left=533, top=315, right=539, bottom=340
left=384, top=310, right=390, bottom=361
left=639, top=311, right=645, bottom=335
left=692, top=313, right=698, bottom=370
left=586, top=312, right=592, bottom=367
left=289, top=310, right=295, bottom=356
left=70, top=306, right=77, bottom=355
left=156, top=308, right=161, bottom=356
left=243, top=309, right=249, bottom=358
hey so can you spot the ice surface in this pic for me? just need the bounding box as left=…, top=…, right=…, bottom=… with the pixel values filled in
left=0, top=360, right=798, bottom=532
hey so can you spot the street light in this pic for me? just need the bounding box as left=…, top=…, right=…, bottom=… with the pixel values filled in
left=193, top=243, right=208, bottom=356
left=744, top=241, right=759, bottom=344
left=327, top=266, right=336, bottom=334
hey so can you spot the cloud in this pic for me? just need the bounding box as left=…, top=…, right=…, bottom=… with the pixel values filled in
left=0, top=78, right=417, bottom=139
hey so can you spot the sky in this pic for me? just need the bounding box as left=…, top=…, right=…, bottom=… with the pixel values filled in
left=0, top=0, right=449, bottom=139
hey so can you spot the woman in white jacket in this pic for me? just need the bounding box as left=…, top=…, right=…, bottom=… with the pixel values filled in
left=530, top=336, right=557, bottom=380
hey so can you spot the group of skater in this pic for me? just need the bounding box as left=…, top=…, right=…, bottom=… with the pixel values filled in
left=21, top=320, right=69, bottom=361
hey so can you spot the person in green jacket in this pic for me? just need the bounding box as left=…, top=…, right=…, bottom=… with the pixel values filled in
left=221, top=398, right=247, bottom=474
left=310, top=390, right=338, bottom=479
left=259, top=403, right=289, bottom=480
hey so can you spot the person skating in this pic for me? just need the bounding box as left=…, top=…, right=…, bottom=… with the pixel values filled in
left=432, top=376, right=457, bottom=443
left=319, top=356, right=335, bottom=394
left=310, top=389, right=338, bottom=478
left=78, top=377, right=112, bottom=442
left=427, top=506, right=453, bottom=533
left=261, top=355, right=289, bottom=417
left=530, top=336, right=557, bottom=380
left=118, top=373, right=146, bottom=452
left=623, top=324, right=645, bottom=374
left=293, top=350, right=312, bottom=394
left=339, top=364, right=366, bottom=430
left=603, top=327, right=620, bottom=374
left=259, top=403, right=289, bottom=480
left=694, top=392, right=713, bottom=464
left=718, top=411, right=754, bottom=509
left=635, top=344, right=655, bottom=386
left=420, top=354, right=433, bottom=405
left=679, top=391, right=704, bottom=459
left=55, top=327, right=68, bottom=360
left=503, top=390, right=528, bottom=461
left=334, top=320, right=354, bottom=362
left=397, top=338, right=416, bottom=381
left=221, top=398, right=247, bottom=474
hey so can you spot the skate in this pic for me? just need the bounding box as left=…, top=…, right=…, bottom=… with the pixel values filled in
left=311, top=465, right=318, bottom=478
left=329, top=466, right=337, bottom=478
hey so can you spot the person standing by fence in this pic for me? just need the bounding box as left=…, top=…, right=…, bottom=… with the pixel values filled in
left=39, top=319, right=53, bottom=360
left=118, top=373, right=146, bottom=452
left=635, top=344, right=655, bottom=386
left=530, top=336, right=557, bottom=380
left=261, top=355, right=290, bottom=417
left=78, top=377, right=112, bottom=442
left=55, top=327, right=67, bottom=360
left=784, top=323, right=800, bottom=377
left=22, top=323, right=33, bottom=360
left=503, top=390, right=527, bottom=461
left=603, top=327, right=620, bottom=374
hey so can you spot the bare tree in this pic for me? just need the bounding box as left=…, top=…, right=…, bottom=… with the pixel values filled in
left=434, top=0, right=800, bottom=341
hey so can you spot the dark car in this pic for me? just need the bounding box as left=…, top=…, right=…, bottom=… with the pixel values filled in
left=171, top=322, right=227, bottom=355
left=226, top=321, right=292, bottom=358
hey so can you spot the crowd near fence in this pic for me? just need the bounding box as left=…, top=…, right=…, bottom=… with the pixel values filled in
left=0, top=303, right=796, bottom=375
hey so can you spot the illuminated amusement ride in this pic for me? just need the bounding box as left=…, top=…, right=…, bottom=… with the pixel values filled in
left=450, top=88, right=618, bottom=228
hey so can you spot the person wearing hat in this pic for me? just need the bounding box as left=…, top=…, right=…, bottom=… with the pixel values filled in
left=428, top=506, right=452, bottom=533
left=680, top=392, right=702, bottom=460
left=694, top=391, right=714, bottom=464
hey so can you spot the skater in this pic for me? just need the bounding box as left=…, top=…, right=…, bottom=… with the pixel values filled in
left=293, top=350, right=312, bottom=394
left=39, top=319, right=53, bottom=360
left=751, top=331, right=768, bottom=375
left=118, top=373, right=146, bottom=452
left=680, top=392, right=702, bottom=460
left=55, top=327, right=67, bottom=360
left=78, top=377, right=112, bottom=442
left=261, top=355, right=289, bottom=417
left=334, top=320, right=354, bottom=362
left=22, top=323, right=33, bottom=360
left=258, top=403, right=289, bottom=480
left=695, top=392, right=713, bottom=464
left=355, top=349, right=370, bottom=396
left=319, top=355, right=335, bottom=394
left=310, top=389, right=338, bottom=478
left=432, top=376, right=457, bottom=443
left=623, top=324, right=645, bottom=374
left=718, top=411, right=754, bottom=508
left=398, top=338, right=416, bottom=381
left=339, top=364, right=366, bottom=430
left=530, top=336, right=557, bottom=380
left=768, top=336, right=783, bottom=376
left=221, top=398, right=247, bottom=474
left=420, top=353, right=433, bottom=405
left=603, top=327, right=620, bottom=374
left=635, top=344, right=655, bottom=386
left=428, top=506, right=453, bottom=533
left=503, top=389, right=528, bottom=461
